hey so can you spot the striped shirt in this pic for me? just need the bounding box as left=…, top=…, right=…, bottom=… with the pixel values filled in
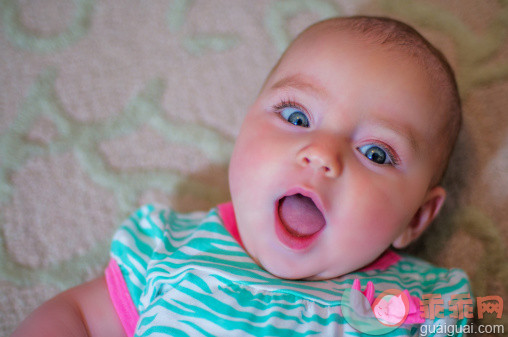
left=106, top=203, right=471, bottom=336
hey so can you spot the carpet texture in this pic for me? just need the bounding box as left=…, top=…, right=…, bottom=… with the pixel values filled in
left=1, top=0, right=507, bottom=335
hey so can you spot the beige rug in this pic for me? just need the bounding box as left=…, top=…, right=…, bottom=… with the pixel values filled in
left=1, top=0, right=507, bottom=335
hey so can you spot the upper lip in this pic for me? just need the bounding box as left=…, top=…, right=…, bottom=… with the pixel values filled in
left=278, top=186, right=327, bottom=221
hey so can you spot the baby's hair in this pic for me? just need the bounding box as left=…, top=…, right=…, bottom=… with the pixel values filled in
left=267, top=16, right=462, bottom=186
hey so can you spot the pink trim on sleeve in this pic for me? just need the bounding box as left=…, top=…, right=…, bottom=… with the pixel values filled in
left=105, top=259, right=140, bottom=337
left=217, top=202, right=244, bottom=248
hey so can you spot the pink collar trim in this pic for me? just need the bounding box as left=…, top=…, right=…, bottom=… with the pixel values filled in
left=357, top=249, right=401, bottom=272
left=217, top=202, right=400, bottom=272
left=217, top=202, right=244, bottom=248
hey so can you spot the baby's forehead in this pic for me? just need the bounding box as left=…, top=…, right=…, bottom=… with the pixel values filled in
left=274, top=19, right=457, bottom=115
left=273, top=26, right=440, bottom=97
left=286, top=24, right=426, bottom=68
left=282, top=18, right=448, bottom=75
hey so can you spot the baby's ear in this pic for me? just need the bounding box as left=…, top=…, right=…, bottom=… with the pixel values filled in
left=392, top=186, right=446, bottom=249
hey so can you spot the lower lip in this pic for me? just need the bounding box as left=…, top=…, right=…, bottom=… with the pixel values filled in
left=274, top=200, right=324, bottom=251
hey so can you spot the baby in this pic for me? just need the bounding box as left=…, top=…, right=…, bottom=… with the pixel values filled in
left=13, top=16, right=471, bottom=337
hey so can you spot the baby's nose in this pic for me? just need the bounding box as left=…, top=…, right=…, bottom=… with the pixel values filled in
left=296, top=143, right=341, bottom=178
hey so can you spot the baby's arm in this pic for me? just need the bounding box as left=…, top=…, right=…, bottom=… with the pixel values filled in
left=11, top=276, right=126, bottom=337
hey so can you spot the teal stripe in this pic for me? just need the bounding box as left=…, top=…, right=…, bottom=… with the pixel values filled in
left=170, top=294, right=305, bottom=325
left=213, top=274, right=344, bottom=304
left=221, top=282, right=347, bottom=327
left=137, top=312, right=157, bottom=326
left=179, top=321, right=216, bottom=337
left=165, top=299, right=322, bottom=336
left=162, top=223, right=199, bottom=245
left=434, top=279, right=471, bottom=295
left=141, top=325, right=190, bottom=337
left=219, top=283, right=306, bottom=312
left=111, top=242, right=147, bottom=283
left=143, top=213, right=165, bottom=239
left=168, top=249, right=257, bottom=268
left=121, top=226, right=157, bottom=258
left=116, top=261, right=143, bottom=309
left=153, top=253, right=260, bottom=272
left=184, top=272, right=213, bottom=294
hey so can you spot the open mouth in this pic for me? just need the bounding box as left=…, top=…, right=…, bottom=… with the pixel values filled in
left=275, top=193, right=326, bottom=250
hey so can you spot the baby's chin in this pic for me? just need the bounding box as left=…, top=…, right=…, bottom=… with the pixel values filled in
left=270, top=268, right=349, bottom=281
left=258, top=257, right=353, bottom=281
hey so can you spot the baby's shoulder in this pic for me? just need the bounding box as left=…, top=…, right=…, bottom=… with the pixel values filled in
left=111, top=204, right=220, bottom=259
left=117, top=204, right=212, bottom=236
left=390, top=254, right=471, bottom=296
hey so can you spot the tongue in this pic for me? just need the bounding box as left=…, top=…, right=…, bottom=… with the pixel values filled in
left=278, top=194, right=326, bottom=237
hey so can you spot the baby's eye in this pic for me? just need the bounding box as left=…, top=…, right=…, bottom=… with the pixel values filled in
left=280, top=107, right=310, bottom=128
left=358, top=144, right=394, bottom=165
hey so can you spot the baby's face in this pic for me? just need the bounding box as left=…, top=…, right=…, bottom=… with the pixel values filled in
left=229, top=29, right=446, bottom=280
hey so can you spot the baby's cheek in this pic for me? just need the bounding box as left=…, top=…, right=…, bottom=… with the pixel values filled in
left=231, top=136, right=262, bottom=171
left=348, top=184, right=408, bottom=244
left=365, top=207, right=407, bottom=245
left=229, top=134, right=257, bottom=186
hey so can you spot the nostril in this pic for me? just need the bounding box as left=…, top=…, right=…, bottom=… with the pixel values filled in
left=297, top=151, right=339, bottom=177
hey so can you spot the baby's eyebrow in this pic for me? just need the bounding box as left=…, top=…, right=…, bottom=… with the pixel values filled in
left=270, top=74, right=328, bottom=98
left=370, top=117, right=420, bottom=154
